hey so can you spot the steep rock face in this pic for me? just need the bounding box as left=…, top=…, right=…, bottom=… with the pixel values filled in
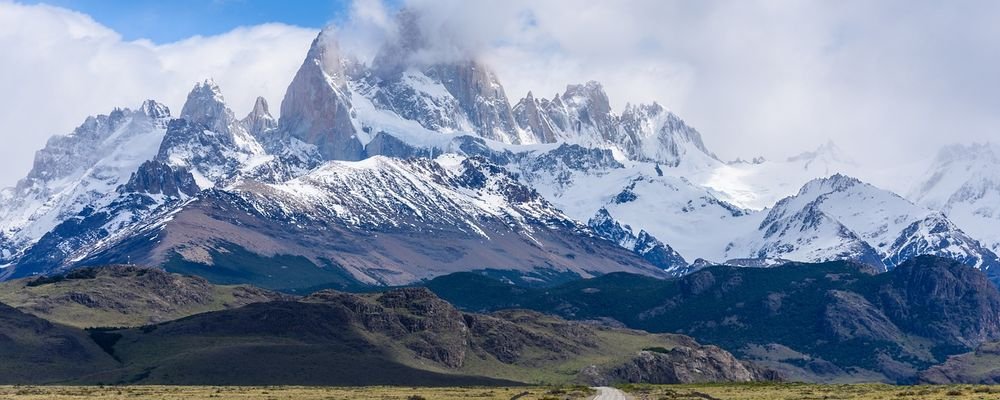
left=279, top=31, right=362, bottom=161
left=120, top=160, right=199, bottom=198
left=619, top=102, right=715, bottom=167
left=873, top=255, right=1000, bottom=347
left=822, top=290, right=904, bottom=343
left=512, top=92, right=557, bottom=143
left=241, top=96, right=277, bottom=139
left=359, top=10, right=522, bottom=144
left=308, top=287, right=470, bottom=368
left=158, top=80, right=267, bottom=187
left=511, top=83, right=717, bottom=166
left=423, top=62, right=521, bottom=143
left=579, top=347, right=773, bottom=385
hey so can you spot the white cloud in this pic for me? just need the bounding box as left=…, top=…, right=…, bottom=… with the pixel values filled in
left=4, top=0, right=1000, bottom=190
left=377, top=0, right=1000, bottom=179
left=0, top=2, right=317, bottom=187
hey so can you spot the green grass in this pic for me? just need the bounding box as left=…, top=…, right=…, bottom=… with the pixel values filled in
left=0, top=268, right=278, bottom=329
left=163, top=242, right=362, bottom=293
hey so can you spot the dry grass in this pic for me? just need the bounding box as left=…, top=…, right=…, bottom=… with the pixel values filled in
left=3, top=384, right=1000, bottom=400
left=0, top=386, right=593, bottom=400
left=620, top=383, right=1000, bottom=400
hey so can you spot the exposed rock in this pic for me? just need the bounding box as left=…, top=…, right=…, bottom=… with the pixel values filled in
left=579, top=347, right=779, bottom=385
left=120, top=160, right=199, bottom=197
left=920, top=341, right=1000, bottom=384
left=158, top=81, right=266, bottom=186
left=588, top=207, right=687, bottom=273
left=241, top=96, right=277, bottom=139
left=823, top=290, right=904, bottom=343
left=874, top=255, right=1000, bottom=347
left=279, top=31, right=362, bottom=161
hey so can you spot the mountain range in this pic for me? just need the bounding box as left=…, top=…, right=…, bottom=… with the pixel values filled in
left=425, top=255, right=1000, bottom=384
left=0, top=9, right=998, bottom=291
left=0, top=264, right=772, bottom=386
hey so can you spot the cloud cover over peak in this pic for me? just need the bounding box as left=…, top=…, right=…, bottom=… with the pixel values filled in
left=3, top=0, right=1000, bottom=189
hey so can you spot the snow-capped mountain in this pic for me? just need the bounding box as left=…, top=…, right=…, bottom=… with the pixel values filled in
left=31, top=154, right=665, bottom=289
left=0, top=10, right=996, bottom=287
left=694, top=140, right=860, bottom=210
left=726, top=174, right=1000, bottom=275
left=587, top=207, right=688, bottom=274
left=0, top=100, right=170, bottom=262
left=159, top=80, right=269, bottom=187
left=909, top=143, right=1000, bottom=253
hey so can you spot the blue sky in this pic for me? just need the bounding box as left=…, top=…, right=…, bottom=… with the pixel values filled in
left=24, top=0, right=356, bottom=42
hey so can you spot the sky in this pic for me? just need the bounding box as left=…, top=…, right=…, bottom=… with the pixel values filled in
left=1, top=0, right=999, bottom=188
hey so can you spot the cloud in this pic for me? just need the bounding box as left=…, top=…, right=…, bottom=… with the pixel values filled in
left=0, top=2, right=317, bottom=187
left=4, top=0, right=1000, bottom=191
left=371, top=0, right=1000, bottom=181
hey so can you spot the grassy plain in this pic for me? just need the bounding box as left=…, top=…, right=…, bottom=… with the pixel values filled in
left=0, top=386, right=592, bottom=399
left=620, top=383, right=1000, bottom=399
left=4, top=384, right=1000, bottom=400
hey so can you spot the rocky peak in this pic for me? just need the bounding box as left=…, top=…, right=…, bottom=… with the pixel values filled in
left=279, top=30, right=361, bottom=161
left=423, top=61, right=520, bottom=143
left=179, top=79, right=235, bottom=135
left=139, top=100, right=171, bottom=121
left=363, top=9, right=521, bottom=144
left=798, top=173, right=863, bottom=196
left=588, top=207, right=688, bottom=274
left=158, top=80, right=265, bottom=186
left=513, top=91, right=557, bottom=143
left=119, top=160, right=200, bottom=198
left=561, top=81, right=614, bottom=134
left=241, top=96, right=277, bottom=138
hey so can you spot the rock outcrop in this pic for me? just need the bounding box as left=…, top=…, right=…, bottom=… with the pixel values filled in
left=579, top=346, right=779, bottom=385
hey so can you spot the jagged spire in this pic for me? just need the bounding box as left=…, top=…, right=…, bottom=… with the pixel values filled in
left=251, top=96, right=270, bottom=116
left=242, top=96, right=277, bottom=138
left=180, top=79, right=235, bottom=134
left=279, top=29, right=363, bottom=161
left=139, top=100, right=170, bottom=120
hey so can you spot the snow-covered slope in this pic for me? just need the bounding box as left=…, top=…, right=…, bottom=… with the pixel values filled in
left=691, top=141, right=860, bottom=210
left=59, top=155, right=668, bottom=289
left=513, top=144, right=750, bottom=263
left=1, top=11, right=995, bottom=288
left=0, top=101, right=170, bottom=261
left=909, top=143, right=1000, bottom=253
left=158, top=80, right=269, bottom=188
left=727, top=174, right=1000, bottom=273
